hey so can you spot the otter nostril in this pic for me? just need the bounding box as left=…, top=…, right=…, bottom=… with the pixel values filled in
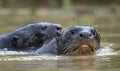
left=89, top=33, right=92, bottom=37
left=79, top=32, right=91, bottom=38
left=79, top=33, right=83, bottom=37
left=71, top=31, right=75, bottom=35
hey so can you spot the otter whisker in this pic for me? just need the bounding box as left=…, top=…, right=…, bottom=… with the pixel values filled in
left=38, top=34, right=53, bottom=47
left=64, top=44, right=76, bottom=54
left=58, top=40, right=72, bottom=51
left=94, top=40, right=100, bottom=50
left=62, top=45, right=71, bottom=54
left=86, top=39, right=100, bottom=51
left=61, top=43, right=74, bottom=54
left=25, top=33, right=36, bottom=47
left=43, top=35, right=53, bottom=44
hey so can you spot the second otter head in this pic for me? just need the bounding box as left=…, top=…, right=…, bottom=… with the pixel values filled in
left=10, top=22, right=62, bottom=51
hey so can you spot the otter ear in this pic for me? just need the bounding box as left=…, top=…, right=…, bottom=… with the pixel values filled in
left=11, top=36, right=19, bottom=46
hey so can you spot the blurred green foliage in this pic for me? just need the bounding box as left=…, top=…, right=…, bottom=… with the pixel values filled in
left=0, top=0, right=120, bottom=8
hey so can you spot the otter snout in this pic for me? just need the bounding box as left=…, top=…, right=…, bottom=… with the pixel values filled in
left=55, top=25, right=62, bottom=37
left=79, top=32, right=92, bottom=38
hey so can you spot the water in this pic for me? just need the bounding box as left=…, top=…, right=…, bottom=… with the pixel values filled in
left=0, top=10, right=120, bottom=71
left=0, top=27, right=120, bottom=71
left=0, top=44, right=119, bottom=71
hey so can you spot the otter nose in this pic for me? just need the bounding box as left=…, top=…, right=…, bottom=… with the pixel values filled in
left=79, top=32, right=92, bottom=38
left=54, top=24, right=62, bottom=31
left=55, top=26, right=62, bottom=36
left=56, top=26, right=62, bottom=31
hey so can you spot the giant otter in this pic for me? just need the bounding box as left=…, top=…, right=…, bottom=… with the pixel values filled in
left=0, top=22, right=61, bottom=51
left=35, top=26, right=101, bottom=55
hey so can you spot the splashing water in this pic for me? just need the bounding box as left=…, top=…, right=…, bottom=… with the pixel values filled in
left=0, top=55, right=63, bottom=61
left=0, top=51, right=30, bottom=55
left=0, top=42, right=119, bottom=61
left=96, top=43, right=118, bottom=56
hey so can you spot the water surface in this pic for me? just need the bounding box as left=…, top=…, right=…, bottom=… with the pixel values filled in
left=0, top=11, right=120, bottom=71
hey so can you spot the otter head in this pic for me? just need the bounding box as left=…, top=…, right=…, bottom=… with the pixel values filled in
left=35, top=22, right=62, bottom=41
left=57, top=26, right=100, bottom=55
left=10, top=22, right=62, bottom=51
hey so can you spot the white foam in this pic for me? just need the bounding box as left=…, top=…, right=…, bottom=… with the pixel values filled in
left=0, top=55, right=64, bottom=61
left=0, top=51, right=30, bottom=55
left=96, top=45, right=118, bottom=56
left=0, top=43, right=119, bottom=61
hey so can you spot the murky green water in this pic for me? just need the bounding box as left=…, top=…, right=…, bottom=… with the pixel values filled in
left=0, top=55, right=120, bottom=71
left=0, top=12, right=120, bottom=71
left=0, top=36, right=119, bottom=71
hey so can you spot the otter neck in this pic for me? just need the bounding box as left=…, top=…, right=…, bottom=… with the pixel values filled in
left=0, top=35, right=14, bottom=50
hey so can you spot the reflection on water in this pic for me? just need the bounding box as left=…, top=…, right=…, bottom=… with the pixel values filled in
left=0, top=55, right=120, bottom=71
left=0, top=46, right=119, bottom=71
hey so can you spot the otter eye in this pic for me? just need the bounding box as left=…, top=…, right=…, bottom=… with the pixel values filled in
left=91, top=29, right=96, bottom=35
left=41, top=26, right=47, bottom=30
left=70, top=30, right=75, bottom=35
